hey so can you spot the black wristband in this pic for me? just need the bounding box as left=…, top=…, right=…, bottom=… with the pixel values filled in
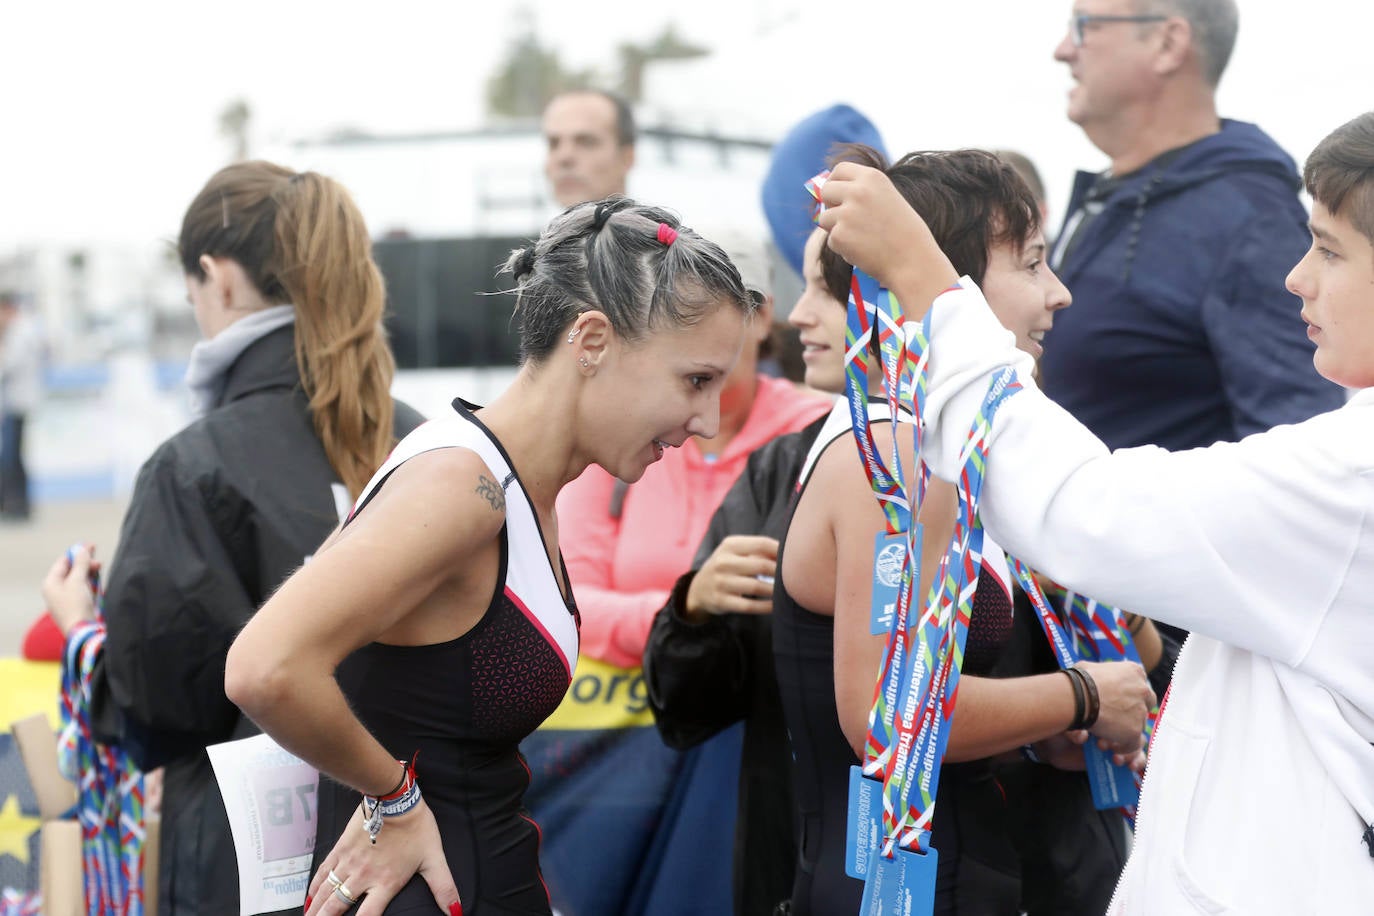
left=1061, top=667, right=1086, bottom=731
left=379, top=758, right=410, bottom=799
left=1073, top=663, right=1101, bottom=730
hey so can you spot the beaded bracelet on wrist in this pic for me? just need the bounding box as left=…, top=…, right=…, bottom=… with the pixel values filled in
left=1071, top=663, right=1101, bottom=730
left=1062, top=667, right=1087, bottom=730
left=361, top=756, right=421, bottom=844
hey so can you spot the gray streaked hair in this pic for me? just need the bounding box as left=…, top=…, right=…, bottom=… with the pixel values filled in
left=503, top=196, right=755, bottom=364
left=1141, top=0, right=1239, bottom=86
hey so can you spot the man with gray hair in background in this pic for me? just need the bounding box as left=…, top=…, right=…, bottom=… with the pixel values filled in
left=1017, top=3, right=1343, bottom=914
left=1041, top=0, right=1341, bottom=452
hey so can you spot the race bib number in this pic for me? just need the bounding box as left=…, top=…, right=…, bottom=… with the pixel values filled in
left=208, top=734, right=319, bottom=915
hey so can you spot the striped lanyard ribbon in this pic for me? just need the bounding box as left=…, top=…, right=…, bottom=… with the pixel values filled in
left=805, top=172, right=926, bottom=785
left=806, top=171, right=920, bottom=536
left=57, top=565, right=146, bottom=916
left=0, top=889, right=41, bottom=916
left=806, top=169, right=1025, bottom=858
left=1013, top=570, right=1159, bottom=818
left=877, top=367, right=1021, bottom=856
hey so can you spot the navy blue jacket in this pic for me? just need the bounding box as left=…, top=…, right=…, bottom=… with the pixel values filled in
left=1040, top=119, right=1343, bottom=451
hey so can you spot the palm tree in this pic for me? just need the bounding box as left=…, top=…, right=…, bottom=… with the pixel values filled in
left=219, top=99, right=251, bottom=162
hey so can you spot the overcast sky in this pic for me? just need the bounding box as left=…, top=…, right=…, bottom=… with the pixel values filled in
left=3, top=0, right=1371, bottom=250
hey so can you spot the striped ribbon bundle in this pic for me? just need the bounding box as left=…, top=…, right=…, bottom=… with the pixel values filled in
left=58, top=610, right=146, bottom=916
left=1049, top=585, right=1161, bottom=818
left=0, top=889, right=41, bottom=916
left=875, top=366, right=1021, bottom=856
left=808, top=169, right=915, bottom=539
left=805, top=169, right=1025, bottom=866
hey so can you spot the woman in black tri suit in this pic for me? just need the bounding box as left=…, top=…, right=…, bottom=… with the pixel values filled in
left=773, top=148, right=1155, bottom=915
left=227, top=198, right=758, bottom=916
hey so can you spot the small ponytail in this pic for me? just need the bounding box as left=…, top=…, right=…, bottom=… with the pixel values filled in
left=506, top=246, right=538, bottom=283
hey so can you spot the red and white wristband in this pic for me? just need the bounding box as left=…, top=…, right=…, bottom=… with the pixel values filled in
left=361, top=756, right=421, bottom=844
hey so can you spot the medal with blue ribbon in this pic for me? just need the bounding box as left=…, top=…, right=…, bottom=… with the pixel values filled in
left=809, top=171, right=1023, bottom=915
left=1028, top=582, right=1160, bottom=816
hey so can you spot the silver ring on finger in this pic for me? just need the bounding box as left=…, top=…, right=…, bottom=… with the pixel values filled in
left=326, top=869, right=343, bottom=889
left=333, top=882, right=358, bottom=907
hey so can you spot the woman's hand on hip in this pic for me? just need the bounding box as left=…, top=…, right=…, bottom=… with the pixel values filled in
left=306, top=797, right=461, bottom=916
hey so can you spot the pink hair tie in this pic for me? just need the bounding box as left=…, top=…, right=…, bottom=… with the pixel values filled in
left=656, top=222, right=679, bottom=246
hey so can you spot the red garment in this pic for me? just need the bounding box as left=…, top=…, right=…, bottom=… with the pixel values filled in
left=558, top=376, right=832, bottom=668
left=22, top=612, right=65, bottom=661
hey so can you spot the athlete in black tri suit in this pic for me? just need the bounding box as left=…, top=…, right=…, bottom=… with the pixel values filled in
left=772, top=401, right=1020, bottom=915
left=226, top=198, right=759, bottom=916
left=313, top=403, right=580, bottom=913
left=773, top=152, right=1153, bottom=915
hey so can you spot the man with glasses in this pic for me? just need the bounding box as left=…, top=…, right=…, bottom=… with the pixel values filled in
left=1041, top=2, right=1343, bottom=608
left=1042, top=1, right=1340, bottom=453
left=1012, top=3, right=1343, bottom=914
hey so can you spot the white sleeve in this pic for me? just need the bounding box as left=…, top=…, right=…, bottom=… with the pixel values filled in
left=918, top=280, right=1372, bottom=667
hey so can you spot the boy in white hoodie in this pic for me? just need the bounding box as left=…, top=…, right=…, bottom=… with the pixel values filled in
left=812, top=112, right=1374, bottom=914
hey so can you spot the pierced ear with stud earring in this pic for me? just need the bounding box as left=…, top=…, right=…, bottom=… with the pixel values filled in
left=579, top=356, right=590, bottom=368
left=568, top=327, right=582, bottom=345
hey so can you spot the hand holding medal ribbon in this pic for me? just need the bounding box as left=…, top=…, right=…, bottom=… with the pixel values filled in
left=803, top=171, right=919, bottom=537
left=808, top=171, right=1021, bottom=915
left=56, top=544, right=148, bottom=916
left=804, top=170, right=925, bottom=788
left=1029, top=582, right=1161, bottom=816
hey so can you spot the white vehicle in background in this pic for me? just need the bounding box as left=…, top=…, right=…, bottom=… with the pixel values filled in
left=391, top=366, right=520, bottom=422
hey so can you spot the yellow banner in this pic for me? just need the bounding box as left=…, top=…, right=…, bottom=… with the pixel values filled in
left=0, top=660, right=61, bottom=731
left=541, top=655, right=655, bottom=731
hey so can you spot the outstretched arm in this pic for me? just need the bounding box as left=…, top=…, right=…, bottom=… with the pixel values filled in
left=817, top=163, right=1364, bottom=670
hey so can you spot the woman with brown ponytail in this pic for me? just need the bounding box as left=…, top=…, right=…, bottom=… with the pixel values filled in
left=41, top=160, right=425, bottom=916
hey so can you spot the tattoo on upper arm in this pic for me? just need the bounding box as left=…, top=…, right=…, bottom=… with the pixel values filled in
left=475, top=474, right=506, bottom=512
